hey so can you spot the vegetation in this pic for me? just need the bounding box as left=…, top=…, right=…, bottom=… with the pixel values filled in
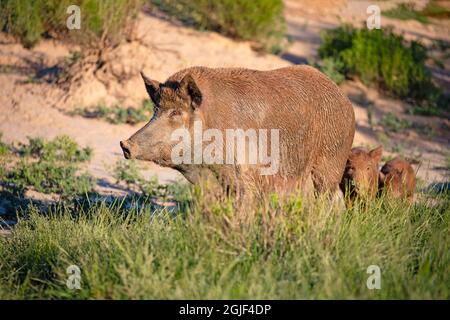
left=318, top=26, right=447, bottom=114
left=310, top=57, right=346, bottom=85
left=384, top=1, right=450, bottom=24
left=151, top=0, right=286, bottom=52
left=0, top=186, right=448, bottom=299
left=0, top=0, right=143, bottom=48
left=0, top=134, right=448, bottom=299
left=379, top=112, right=412, bottom=133
left=0, top=135, right=94, bottom=198
left=71, top=100, right=153, bottom=125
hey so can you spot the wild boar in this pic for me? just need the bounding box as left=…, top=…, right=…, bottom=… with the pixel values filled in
left=120, top=65, right=355, bottom=197
left=340, top=146, right=383, bottom=203
left=379, top=157, right=416, bottom=201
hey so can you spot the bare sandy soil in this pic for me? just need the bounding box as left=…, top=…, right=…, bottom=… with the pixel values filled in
left=0, top=1, right=448, bottom=200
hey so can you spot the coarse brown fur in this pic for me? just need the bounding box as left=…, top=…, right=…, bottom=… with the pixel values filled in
left=379, top=157, right=416, bottom=201
left=121, top=65, right=355, bottom=197
left=340, top=146, right=383, bottom=204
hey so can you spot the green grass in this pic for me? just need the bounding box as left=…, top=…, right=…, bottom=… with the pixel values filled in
left=379, top=112, right=412, bottom=133
left=71, top=100, right=153, bottom=125
left=0, top=135, right=94, bottom=198
left=151, top=0, right=286, bottom=53
left=384, top=3, right=430, bottom=24
left=0, top=189, right=448, bottom=299
left=384, top=1, right=450, bottom=24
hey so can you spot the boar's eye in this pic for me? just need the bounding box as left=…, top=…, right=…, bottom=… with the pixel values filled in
left=169, top=109, right=182, bottom=118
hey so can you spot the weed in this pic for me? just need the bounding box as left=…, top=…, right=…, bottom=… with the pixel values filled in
left=0, top=135, right=94, bottom=197
left=384, top=3, right=429, bottom=24
left=72, top=100, right=153, bottom=125
left=384, top=1, right=450, bottom=23
left=380, top=112, right=412, bottom=133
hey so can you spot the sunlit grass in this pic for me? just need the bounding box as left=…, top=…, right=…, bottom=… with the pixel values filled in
left=0, top=189, right=448, bottom=299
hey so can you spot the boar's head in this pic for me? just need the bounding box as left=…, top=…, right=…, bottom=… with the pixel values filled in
left=120, top=72, right=202, bottom=167
left=340, top=146, right=382, bottom=200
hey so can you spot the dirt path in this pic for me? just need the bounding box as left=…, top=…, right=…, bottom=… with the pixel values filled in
left=0, top=2, right=448, bottom=199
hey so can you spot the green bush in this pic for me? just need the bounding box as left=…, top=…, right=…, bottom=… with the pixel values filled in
left=0, top=0, right=143, bottom=48
left=319, top=26, right=446, bottom=113
left=151, top=0, right=285, bottom=52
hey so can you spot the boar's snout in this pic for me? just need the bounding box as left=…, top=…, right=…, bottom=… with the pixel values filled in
left=120, top=140, right=135, bottom=159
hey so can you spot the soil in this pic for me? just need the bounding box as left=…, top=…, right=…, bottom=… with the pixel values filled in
left=0, top=0, right=448, bottom=204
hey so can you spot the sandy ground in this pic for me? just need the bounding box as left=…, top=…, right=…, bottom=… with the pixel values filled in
left=0, top=1, right=449, bottom=200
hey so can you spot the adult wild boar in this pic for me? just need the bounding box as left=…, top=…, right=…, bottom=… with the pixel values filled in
left=120, top=66, right=355, bottom=197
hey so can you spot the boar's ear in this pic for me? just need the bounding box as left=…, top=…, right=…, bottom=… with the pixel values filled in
left=369, top=146, right=383, bottom=163
left=141, top=72, right=160, bottom=103
left=179, top=74, right=202, bottom=110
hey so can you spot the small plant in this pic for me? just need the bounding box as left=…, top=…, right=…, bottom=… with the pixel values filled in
left=72, top=100, right=153, bottom=125
left=113, top=159, right=190, bottom=203
left=380, top=112, right=412, bottom=133
left=0, top=133, right=10, bottom=156
left=312, top=57, right=346, bottom=84
left=1, top=135, right=94, bottom=197
left=114, top=160, right=164, bottom=197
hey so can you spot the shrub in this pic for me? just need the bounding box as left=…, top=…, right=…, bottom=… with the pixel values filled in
left=319, top=26, right=446, bottom=113
left=0, top=0, right=143, bottom=48
left=151, top=0, right=286, bottom=52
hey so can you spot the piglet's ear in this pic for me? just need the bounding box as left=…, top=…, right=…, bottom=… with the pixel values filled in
left=179, top=74, right=202, bottom=110
left=369, top=146, right=383, bottom=163
left=141, top=72, right=160, bottom=104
